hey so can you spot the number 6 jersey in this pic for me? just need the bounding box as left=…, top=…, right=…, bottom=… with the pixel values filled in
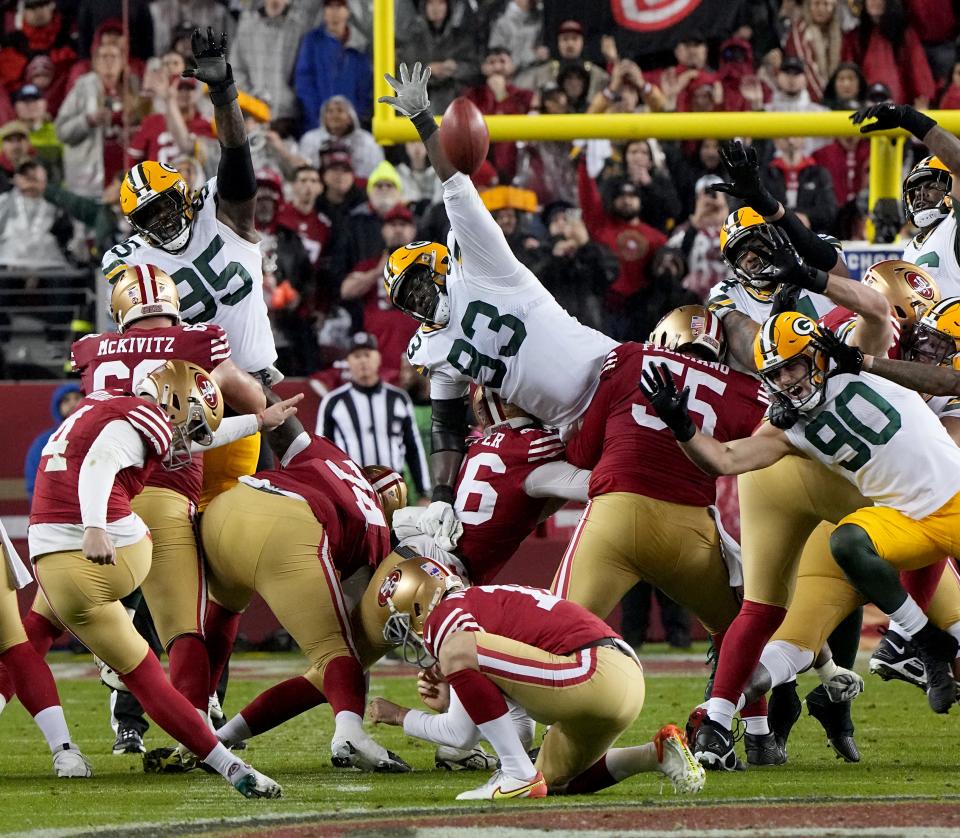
left=101, top=177, right=277, bottom=374
left=407, top=173, right=617, bottom=430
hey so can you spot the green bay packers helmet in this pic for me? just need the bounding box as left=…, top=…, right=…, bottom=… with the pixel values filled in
left=121, top=161, right=195, bottom=252
left=362, top=465, right=408, bottom=526
left=910, top=297, right=960, bottom=367
left=136, top=360, right=224, bottom=470
left=472, top=384, right=532, bottom=430
left=720, top=208, right=787, bottom=290
left=109, top=264, right=181, bottom=332
left=903, top=155, right=952, bottom=229
left=383, top=241, right=451, bottom=327
left=754, top=312, right=829, bottom=411
left=650, top=305, right=725, bottom=362
left=861, top=260, right=940, bottom=330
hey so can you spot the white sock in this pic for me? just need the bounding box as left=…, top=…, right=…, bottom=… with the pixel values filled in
left=760, top=640, right=814, bottom=689
left=0, top=695, right=6, bottom=716
left=476, top=712, right=536, bottom=778
left=605, top=743, right=659, bottom=780
left=743, top=716, right=770, bottom=735
left=216, top=713, right=252, bottom=748
left=888, top=597, right=928, bottom=638
left=705, top=697, right=737, bottom=730
left=887, top=618, right=906, bottom=637
left=34, top=706, right=72, bottom=753
left=334, top=709, right=364, bottom=740
left=947, top=622, right=960, bottom=658
left=202, top=741, right=246, bottom=781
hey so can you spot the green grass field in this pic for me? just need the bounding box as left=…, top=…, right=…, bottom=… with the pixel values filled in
left=0, top=651, right=956, bottom=836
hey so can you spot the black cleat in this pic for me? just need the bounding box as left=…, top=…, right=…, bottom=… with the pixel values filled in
left=744, top=731, right=787, bottom=766
left=693, top=718, right=745, bottom=771
left=914, top=623, right=959, bottom=714
left=806, top=686, right=860, bottom=763
left=869, top=629, right=926, bottom=691
left=768, top=681, right=802, bottom=755
left=142, top=746, right=199, bottom=773
left=112, top=725, right=145, bottom=755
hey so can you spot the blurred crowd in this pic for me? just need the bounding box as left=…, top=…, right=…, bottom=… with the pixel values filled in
left=0, top=0, right=955, bottom=380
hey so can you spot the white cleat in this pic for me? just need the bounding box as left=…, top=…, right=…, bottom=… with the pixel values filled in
left=229, top=762, right=282, bottom=799
left=94, top=655, right=128, bottom=692
left=208, top=692, right=225, bottom=723
left=455, top=768, right=547, bottom=801
left=53, top=745, right=93, bottom=778
left=655, top=724, right=706, bottom=794
left=331, top=731, right=411, bottom=773
left=436, top=744, right=499, bottom=771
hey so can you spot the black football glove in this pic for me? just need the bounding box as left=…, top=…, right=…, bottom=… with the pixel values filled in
left=638, top=362, right=696, bottom=442
left=768, top=393, right=799, bottom=430
left=770, top=282, right=801, bottom=317
left=184, top=27, right=236, bottom=106
left=711, top=140, right=780, bottom=217
left=761, top=231, right=829, bottom=294
left=850, top=103, right=936, bottom=140
left=811, top=326, right=864, bottom=376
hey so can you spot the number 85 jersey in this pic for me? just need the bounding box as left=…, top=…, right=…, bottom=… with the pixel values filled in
left=102, top=176, right=276, bottom=375
left=406, top=173, right=617, bottom=430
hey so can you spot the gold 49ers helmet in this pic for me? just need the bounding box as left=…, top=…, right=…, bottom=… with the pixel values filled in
left=861, top=260, right=940, bottom=329
left=903, top=155, right=952, bottom=229
left=109, top=264, right=181, bottom=332
left=383, top=241, right=451, bottom=327
left=754, top=312, right=830, bottom=411
left=720, top=208, right=786, bottom=290
left=377, top=556, right=464, bottom=667
left=136, top=360, right=224, bottom=470
left=362, top=465, right=408, bottom=525
left=649, top=305, right=725, bottom=362
left=909, top=297, right=960, bottom=367
left=472, top=384, right=532, bottom=430
left=120, top=161, right=195, bottom=252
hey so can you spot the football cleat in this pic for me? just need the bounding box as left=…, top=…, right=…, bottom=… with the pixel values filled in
left=95, top=655, right=128, bottom=692
left=208, top=693, right=225, bottom=723
left=869, top=630, right=926, bottom=691
left=435, top=744, right=499, bottom=771
left=767, top=681, right=802, bottom=754
left=229, top=763, right=282, bottom=799
left=53, top=744, right=93, bottom=778
left=806, top=687, right=860, bottom=763
left=693, top=718, right=745, bottom=772
left=112, top=725, right=145, bottom=755
left=143, top=745, right=199, bottom=773
left=654, top=724, right=706, bottom=793
left=685, top=704, right=708, bottom=745
left=913, top=623, right=959, bottom=714
left=331, top=733, right=411, bottom=773
left=744, top=731, right=787, bottom=766
left=455, top=769, right=547, bottom=801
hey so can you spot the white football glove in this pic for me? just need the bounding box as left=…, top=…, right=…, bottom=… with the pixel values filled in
left=392, top=506, right=426, bottom=541
left=418, top=501, right=463, bottom=551
left=379, top=61, right=431, bottom=117
left=816, top=660, right=865, bottom=703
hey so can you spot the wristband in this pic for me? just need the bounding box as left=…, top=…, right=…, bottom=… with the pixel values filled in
left=207, top=63, right=238, bottom=107
left=411, top=109, right=438, bottom=142
left=901, top=108, right=937, bottom=141
left=805, top=267, right=829, bottom=294
left=432, top=484, right=455, bottom=504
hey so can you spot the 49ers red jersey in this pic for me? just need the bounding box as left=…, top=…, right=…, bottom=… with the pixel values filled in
left=454, top=425, right=564, bottom=584
left=566, top=343, right=765, bottom=506
left=423, top=584, right=618, bottom=659
left=30, top=391, right=172, bottom=526
left=71, top=323, right=231, bottom=505
left=819, top=306, right=902, bottom=358
left=242, top=434, right=391, bottom=576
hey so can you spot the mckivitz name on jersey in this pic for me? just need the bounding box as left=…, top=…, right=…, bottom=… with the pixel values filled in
left=96, top=336, right=176, bottom=356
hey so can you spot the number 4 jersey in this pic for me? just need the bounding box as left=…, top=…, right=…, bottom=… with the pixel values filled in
left=101, top=177, right=277, bottom=375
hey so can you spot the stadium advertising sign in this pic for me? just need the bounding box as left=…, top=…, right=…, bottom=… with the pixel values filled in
left=842, top=243, right=905, bottom=281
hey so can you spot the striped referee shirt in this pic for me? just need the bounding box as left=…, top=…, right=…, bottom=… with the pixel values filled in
left=318, top=380, right=431, bottom=494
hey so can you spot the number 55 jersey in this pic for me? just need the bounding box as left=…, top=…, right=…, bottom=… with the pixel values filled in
left=101, top=177, right=276, bottom=376
left=406, top=173, right=617, bottom=430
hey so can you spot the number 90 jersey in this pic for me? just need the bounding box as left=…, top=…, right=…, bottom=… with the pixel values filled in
left=407, top=173, right=617, bottom=430
left=101, top=177, right=277, bottom=374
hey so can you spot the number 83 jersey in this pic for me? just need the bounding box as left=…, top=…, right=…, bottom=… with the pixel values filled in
left=102, top=177, right=277, bottom=374
left=406, top=172, right=617, bottom=430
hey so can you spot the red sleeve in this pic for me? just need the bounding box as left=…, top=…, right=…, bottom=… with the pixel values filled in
left=564, top=352, right=617, bottom=470
left=188, top=114, right=214, bottom=139
left=577, top=156, right=606, bottom=239
left=523, top=428, right=565, bottom=464
left=124, top=399, right=174, bottom=458
left=200, top=324, right=231, bottom=368
left=841, top=30, right=859, bottom=63
left=127, top=115, right=157, bottom=160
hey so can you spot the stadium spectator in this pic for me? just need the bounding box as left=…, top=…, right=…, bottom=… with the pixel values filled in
left=465, top=47, right=533, bottom=182
left=23, top=382, right=81, bottom=502
left=487, top=0, right=544, bottom=76
left=128, top=76, right=211, bottom=168
left=0, top=120, right=36, bottom=193
left=394, top=141, right=441, bottom=214
left=76, top=0, right=153, bottom=61
left=0, top=0, right=77, bottom=109
left=298, top=95, right=383, bottom=179
left=766, top=56, right=828, bottom=154
left=650, top=31, right=711, bottom=111
left=602, top=139, right=682, bottom=233
left=64, top=21, right=145, bottom=102
left=339, top=204, right=421, bottom=384
left=150, top=0, right=229, bottom=59
left=675, top=70, right=723, bottom=113
left=587, top=60, right=665, bottom=115
left=396, top=0, right=478, bottom=115
left=673, top=139, right=725, bottom=218
left=783, top=0, right=844, bottom=102
left=903, top=0, right=958, bottom=83
left=517, top=19, right=608, bottom=102
left=294, top=0, right=373, bottom=130
left=514, top=89, right=576, bottom=206
left=667, top=174, right=729, bottom=300
left=842, top=0, right=934, bottom=106
left=277, top=165, right=331, bottom=271
left=12, top=84, right=61, bottom=182
left=55, top=40, right=137, bottom=197
left=761, top=136, right=838, bottom=233
left=715, top=36, right=764, bottom=112
left=21, top=55, right=57, bottom=110
left=0, top=159, right=72, bottom=268
left=822, top=61, right=867, bottom=109
left=316, top=146, right=366, bottom=232
left=482, top=184, right=549, bottom=276
left=813, top=134, right=870, bottom=239
left=44, top=169, right=128, bottom=257
left=231, top=0, right=313, bottom=125
left=939, top=59, right=960, bottom=109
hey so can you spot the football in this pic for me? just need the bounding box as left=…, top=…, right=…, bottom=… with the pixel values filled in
left=439, top=97, right=490, bottom=175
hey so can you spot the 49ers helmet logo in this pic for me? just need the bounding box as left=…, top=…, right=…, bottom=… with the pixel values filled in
left=378, top=569, right=402, bottom=607
left=905, top=270, right=936, bottom=300
left=194, top=372, right=219, bottom=408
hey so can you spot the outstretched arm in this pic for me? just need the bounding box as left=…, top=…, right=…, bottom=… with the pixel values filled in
left=864, top=355, right=960, bottom=397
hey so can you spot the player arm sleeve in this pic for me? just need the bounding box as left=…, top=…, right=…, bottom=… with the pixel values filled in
left=442, top=173, right=526, bottom=288
left=772, top=212, right=846, bottom=274
left=402, top=690, right=481, bottom=750
left=402, top=394, right=431, bottom=495
left=523, top=461, right=591, bottom=502
left=78, top=421, right=148, bottom=529
left=191, top=414, right=260, bottom=453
